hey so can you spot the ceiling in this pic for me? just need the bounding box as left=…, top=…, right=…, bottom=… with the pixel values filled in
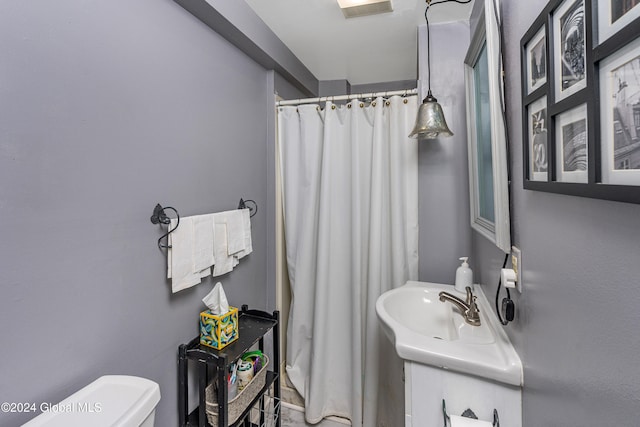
left=244, top=0, right=475, bottom=85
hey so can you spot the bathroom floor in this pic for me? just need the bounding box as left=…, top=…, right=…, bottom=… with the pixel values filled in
left=280, top=403, right=350, bottom=427
left=279, top=374, right=351, bottom=427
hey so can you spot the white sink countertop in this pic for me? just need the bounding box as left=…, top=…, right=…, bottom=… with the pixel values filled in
left=376, top=280, right=523, bottom=386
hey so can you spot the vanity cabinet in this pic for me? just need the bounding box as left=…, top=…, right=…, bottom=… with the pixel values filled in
left=377, top=280, right=523, bottom=426
left=178, top=306, right=281, bottom=427
left=404, top=361, right=521, bottom=427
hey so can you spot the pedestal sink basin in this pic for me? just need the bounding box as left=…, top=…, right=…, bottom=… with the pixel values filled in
left=376, top=281, right=522, bottom=386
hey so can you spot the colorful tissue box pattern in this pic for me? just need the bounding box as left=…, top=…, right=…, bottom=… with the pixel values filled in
left=200, top=307, right=239, bottom=350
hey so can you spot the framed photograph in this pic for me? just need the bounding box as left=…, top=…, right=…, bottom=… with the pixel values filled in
left=528, top=96, right=548, bottom=181
left=598, top=0, right=640, bottom=44
left=555, top=104, right=588, bottom=183
left=520, top=0, right=640, bottom=203
left=526, top=27, right=547, bottom=94
left=553, top=0, right=586, bottom=102
left=599, top=36, right=640, bottom=185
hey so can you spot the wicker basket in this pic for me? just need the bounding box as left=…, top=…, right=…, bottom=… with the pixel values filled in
left=205, top=355, right=269, bottom=426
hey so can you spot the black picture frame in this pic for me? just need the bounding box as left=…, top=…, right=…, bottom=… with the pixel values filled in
left=525, top=26, right=547, bottom=95
left=598, top=37, right=640, bottom=186
left=519, top=0, right=640, bottom=204
left=596, top=0, right=640, bottom=46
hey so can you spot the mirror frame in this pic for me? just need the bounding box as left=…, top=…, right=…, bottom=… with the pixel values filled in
left=464, top=0, right=511, bottom=253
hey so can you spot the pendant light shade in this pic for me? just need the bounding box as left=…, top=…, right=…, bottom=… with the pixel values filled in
left=408, top=91, right=454, bottom=139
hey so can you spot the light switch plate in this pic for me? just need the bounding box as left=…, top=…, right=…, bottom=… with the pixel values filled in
left=511, top=246, right=522, bottom=293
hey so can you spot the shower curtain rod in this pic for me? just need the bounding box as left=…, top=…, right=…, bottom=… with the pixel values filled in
left=276, top=88, right=418, bottom=107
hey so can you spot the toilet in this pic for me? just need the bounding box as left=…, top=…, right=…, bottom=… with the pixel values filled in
left=22, top=375, right=161, bottom=427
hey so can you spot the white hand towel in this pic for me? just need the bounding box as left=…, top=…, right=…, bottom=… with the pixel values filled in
left=212, top=222, right=234, bottom=277
left=224, top=210, right=246, bottom=256
left=449, top=415, right=493, bottom=427
left=192, top=214, right=216, bottom=274
left=234, top=208, right=253, bottom=260
left=169, top=217, right=202, bottom=293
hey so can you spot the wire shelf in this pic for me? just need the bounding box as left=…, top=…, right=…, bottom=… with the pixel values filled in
left=235, top=389, right=280, bottom=427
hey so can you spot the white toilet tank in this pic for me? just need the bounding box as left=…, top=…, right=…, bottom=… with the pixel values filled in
left=22, top=375, right=161, bottom=427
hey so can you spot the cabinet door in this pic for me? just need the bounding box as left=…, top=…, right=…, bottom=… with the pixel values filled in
left=408, top=362, right=522, bottom=427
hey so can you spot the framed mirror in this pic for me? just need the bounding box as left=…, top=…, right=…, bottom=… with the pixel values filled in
left=464, top=0, right=511, bottom=253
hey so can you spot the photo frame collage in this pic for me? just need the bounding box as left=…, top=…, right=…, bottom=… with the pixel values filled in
left=520, top=0, right=640, bottom=203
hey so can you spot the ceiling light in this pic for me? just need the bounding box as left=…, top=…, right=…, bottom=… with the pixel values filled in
left=409, top=0, right=471, bottom=139
left=337, top=0, right=393, bottom=18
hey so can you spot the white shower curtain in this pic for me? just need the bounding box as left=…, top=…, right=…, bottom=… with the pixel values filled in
left=278, top=95, right=419, bottom=426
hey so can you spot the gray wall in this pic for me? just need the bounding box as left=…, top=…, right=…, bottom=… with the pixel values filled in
left=472, top=1, right=640, bottom=425
left=318, top=79, right=418, bottom=98
left=350, top=80, right=418, bottom=94
left=275, top=72, right=311, bottom=101
left=318, top=79, right=352, bottom=97
left=0, top=1, right=272, bottom=425
left=175, top=0, right=317, bottom=96
left=417, top=22, right=473, bottom=284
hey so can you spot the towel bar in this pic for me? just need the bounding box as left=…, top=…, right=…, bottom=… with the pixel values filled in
left=442, top=400, right=500, bottom=427
left=151, top=204, right=179, bottom=249
left=151, top=198, right=257, bottom=250
left=237, top=198, right=257, bottom=218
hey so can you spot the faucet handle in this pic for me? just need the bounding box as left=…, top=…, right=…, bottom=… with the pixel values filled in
left=467, top=296, right=481, bottom=324
left=469, top=295, right=479, bottom=311
left=465, top=286, right=474, bottom=305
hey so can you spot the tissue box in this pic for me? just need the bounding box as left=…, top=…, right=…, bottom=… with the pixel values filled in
left=200, top=307, right=239, bottom=350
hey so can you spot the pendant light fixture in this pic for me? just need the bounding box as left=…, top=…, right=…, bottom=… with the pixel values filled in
left=409, top=0, right=472, bottom=139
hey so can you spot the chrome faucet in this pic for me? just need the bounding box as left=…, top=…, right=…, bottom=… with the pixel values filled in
left=439, top=286, right=481, bottom=326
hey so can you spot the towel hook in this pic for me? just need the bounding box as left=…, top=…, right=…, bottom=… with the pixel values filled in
left=151, top=204, right=180, bottom=250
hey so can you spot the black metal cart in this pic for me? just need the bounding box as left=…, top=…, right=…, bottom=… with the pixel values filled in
left=178, top=306, right=281, bottom=427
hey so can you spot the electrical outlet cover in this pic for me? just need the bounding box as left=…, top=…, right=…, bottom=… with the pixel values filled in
left=511, top=246, right=522, bottom=293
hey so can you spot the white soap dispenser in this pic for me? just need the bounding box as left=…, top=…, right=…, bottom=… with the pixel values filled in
left=454, top=257, right=473, bottom=293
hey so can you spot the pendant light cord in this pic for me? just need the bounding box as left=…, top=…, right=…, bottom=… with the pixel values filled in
left=425, top=3, right=432, bottom=95
left=424, top=0, right=473, bottom=96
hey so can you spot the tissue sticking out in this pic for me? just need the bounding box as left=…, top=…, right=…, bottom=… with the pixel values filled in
left=203, top=282, right=230, bottom=315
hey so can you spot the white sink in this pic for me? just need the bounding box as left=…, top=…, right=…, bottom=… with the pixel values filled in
left=376, top=281, right=522, bottom=386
